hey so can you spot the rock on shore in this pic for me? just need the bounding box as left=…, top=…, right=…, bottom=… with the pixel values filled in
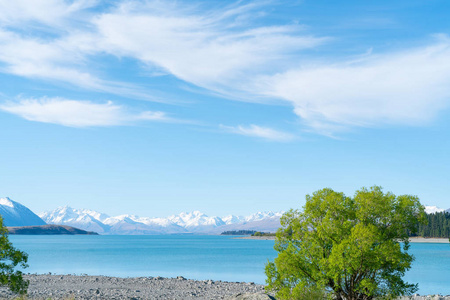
left=0, top=274, right=447, bottom=299
left=0, top=274, right=272, bottom=299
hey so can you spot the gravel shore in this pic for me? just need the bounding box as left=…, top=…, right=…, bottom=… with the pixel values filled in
left=0, top=274, right=272, bottom=300
left=408, top=237, right=450, bottom=243
left=0, top=274, right=447, bottom=300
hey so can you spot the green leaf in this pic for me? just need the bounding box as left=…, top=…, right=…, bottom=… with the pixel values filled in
left=266, top=186, right=425, bottom=300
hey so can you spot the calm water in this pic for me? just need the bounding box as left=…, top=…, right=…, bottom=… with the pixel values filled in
left=9, top=235, right=450, bottom=295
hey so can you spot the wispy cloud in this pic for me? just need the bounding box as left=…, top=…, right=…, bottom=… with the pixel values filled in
left=92, top=1, right=327, bottom=94
left=0, top=29, right=168, bottom=103
left=1, top=1, right=450, bottom=136
left=0, top=0, right=96, bottom=27
left=253, top=36, right=450, bottom=135
left=220, top=124, right=295, bottom=142
left=0, top=98, right=170, bottom=127
left=0, top=1, right=326, bottom=105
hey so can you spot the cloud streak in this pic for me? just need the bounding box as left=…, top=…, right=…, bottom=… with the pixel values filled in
left=253, top=37, right=450, bottom=135
left=0, top=1, right=326, bottom=106
left=0, top=1, right=450, bottom=136
left=0, top=98, right=170, bottom=127
left=0, top=0, right=95, bottom=27
left=92, top=1, right=326, bottom=95
left=221, top=124, right=295, bottom=142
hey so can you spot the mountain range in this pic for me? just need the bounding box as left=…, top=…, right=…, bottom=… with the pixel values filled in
left=38, top=206, right=284, bottom=235
left=39, top=205, right=450, bottom=235
left=0, top=197, right=448, bottom=235
left=0, top=197, right=46, bottom=227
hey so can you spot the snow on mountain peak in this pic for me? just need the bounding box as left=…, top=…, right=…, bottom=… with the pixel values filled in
left=80, top=209, right=110, bottom=222
left=38, top=206, right=287, bottom=235
left=7, top=197, right=450, bottom=235
left=0, top=197, right=46, bottom=226
left=424, top=205, right=445, bottom=214
left=39, top=206, right=112, bottom=233
left=103, top=214, right=144, bottom=226
left=245, top=211, right=283, bottom=222
left=0, top=197, right=14, bottom=208
left=222, top=215, right=245, bottom=225
left=0, top=197, right=19, bottom=216
left=166, top=211, right=224, bottom=228
left=39, top=206, right=110, bottom=223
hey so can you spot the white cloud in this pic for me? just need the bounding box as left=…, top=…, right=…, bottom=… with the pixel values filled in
left=92, top=1, right=326, bottom=94
left=221, top=124, right=295, bottom=142
left=89, top=5, right=450, bottom=134
left=0, top=28, right=98, bottom=87
left=0, top=1, right=450, bottom=135
left=0, top=0, right=96, bottom=27
left=0, top=28, right=171, bottom=103
left=0, top=98, right=169, bottom=127
left=0, top=1, right=325, bottom=104
left=253, top=37, right=450, bottom=135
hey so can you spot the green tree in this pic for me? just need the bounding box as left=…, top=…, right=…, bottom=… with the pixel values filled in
left=265, top=186, right=427, bottom=300
left=0, top=217, right=29, bottom=295
left=415, top=211, right=450, bottom=238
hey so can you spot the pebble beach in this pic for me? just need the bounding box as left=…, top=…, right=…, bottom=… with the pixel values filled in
left=0, top=274, right=448, bottom=300
left=0, top=274, right=272, bottom=300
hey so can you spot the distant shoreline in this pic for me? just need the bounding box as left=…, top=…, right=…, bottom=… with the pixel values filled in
left=235, top=236, right=275, bottom=240
left=7, top=225, right=99, bottom=235
left=408, top=237, right=449, bottom=243
left=237, top=236, right=449, bottom=243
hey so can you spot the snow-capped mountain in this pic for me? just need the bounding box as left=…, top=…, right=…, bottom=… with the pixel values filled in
left=39, top=206, right=110, bottom=233
left=3, top=197, right=449, bottom=235
left=424, top=205, right=446, bottom=214
left=244, top=211, right=283, bottom=222
left=222, top=215, right=245, bottom=225
left=40, top=203, right=450, bottom=235
left=39, top=206, right=109, bottom=224
left=0, top=197, right=46, bottom=226
left=101, top=214, right=187, bottom=235
left=167, top=211, right=226, bottom=232
left=40, top=207, right=284, bottom=235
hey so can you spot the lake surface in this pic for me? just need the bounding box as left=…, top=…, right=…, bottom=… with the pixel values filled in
left=9, top=235, right=450, bottom=295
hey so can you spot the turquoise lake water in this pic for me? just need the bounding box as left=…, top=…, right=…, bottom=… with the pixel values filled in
left=9, top=235, right=450, bottom=295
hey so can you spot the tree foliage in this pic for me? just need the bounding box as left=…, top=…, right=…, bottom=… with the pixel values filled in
left=265, top=186, right=427, bottom=300
left=0, top=217, right=29, bottom=295
left=413, top=211, right=450, bottom=238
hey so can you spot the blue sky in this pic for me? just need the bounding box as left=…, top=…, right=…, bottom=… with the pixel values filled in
left=1, top=0, right=450, bottom=217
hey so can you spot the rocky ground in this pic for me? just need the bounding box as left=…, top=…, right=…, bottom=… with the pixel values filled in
left=0, top=274, right=448, bottom=300
left=0, top=274, right=274, bottom=299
